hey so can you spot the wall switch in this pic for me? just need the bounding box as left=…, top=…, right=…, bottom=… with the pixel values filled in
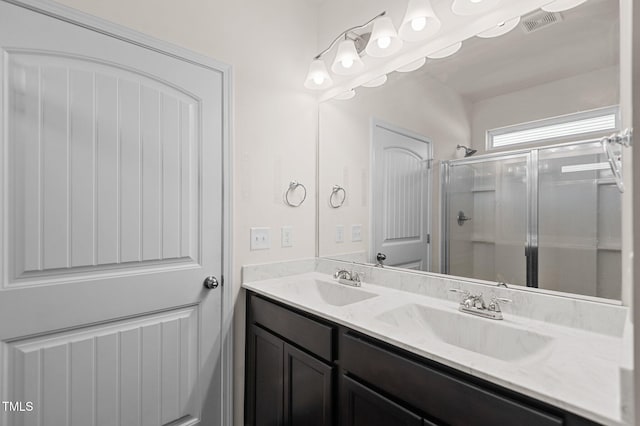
left=281, top=226, right=293, bottom=248
left=250, top=227, right=271, bottom=250
left=336, top=225, right=345, bottom=243
left=351, top=224, right=362, bottom=242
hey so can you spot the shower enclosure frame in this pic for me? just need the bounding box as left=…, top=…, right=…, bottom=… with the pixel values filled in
left=440, top=137, right=610, bottom=288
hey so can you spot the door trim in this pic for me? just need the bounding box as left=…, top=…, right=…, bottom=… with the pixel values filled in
left=0, top=0, right=234, bottom=424
left=370, top=118, right=433, bottom=271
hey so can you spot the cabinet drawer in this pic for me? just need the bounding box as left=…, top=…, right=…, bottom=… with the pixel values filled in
left=249, top=294, right=334, bottom=362
left=340, top=332, right=563, bottom=426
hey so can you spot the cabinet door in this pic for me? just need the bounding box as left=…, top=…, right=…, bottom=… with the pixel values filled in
left=284, top=343, right=333, bottom=426
left=341, top=375, right=423, bottom=426
left=246, top=325, right=284, bottom=426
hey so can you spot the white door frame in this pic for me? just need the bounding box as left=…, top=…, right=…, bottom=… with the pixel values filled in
left=0, top=0, right=234, bottom=423
left=369, top=118, right=433, bottom=270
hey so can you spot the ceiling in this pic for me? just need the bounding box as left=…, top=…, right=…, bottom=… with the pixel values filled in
left=408, top=0, right=619, bottom=102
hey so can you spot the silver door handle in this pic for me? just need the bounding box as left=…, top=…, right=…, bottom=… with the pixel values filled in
left=203, top=276, right=219, bottom=289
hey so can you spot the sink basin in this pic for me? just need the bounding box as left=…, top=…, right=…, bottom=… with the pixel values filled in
left=273, top=279, right=379, bottom=307
left=376, top=304, right=553, bottom=362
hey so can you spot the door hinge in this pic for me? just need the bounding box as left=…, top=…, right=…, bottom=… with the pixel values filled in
left=220, top=275, right=224, bottom=287
left=426, top=234, right=431, bottom=244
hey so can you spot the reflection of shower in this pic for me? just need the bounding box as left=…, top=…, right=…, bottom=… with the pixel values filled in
left=457, top=144, right=477, bottom=157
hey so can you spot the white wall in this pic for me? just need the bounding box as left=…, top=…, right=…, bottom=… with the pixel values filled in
left=319, top=72, right=471, bottom=271
left=470, top=66, right=620, bottom=154
left=50, top=1, right=320, bottom=424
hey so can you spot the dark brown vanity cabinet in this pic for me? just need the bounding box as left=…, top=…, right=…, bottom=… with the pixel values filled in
left=245, top=292, right=600, bottom=426
left=246, top=295, right=334, bottom=426
left=340, top=374, right=427, bottom=426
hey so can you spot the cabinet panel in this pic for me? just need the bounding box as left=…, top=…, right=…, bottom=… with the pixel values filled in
left=340, top=332, right=563, bottom=426
left=284, top=344, right=333, bottom=426
left=341, top=375, right=423, bottom=426
left=250, top=294, right=334, bottom=362
left=246, top=325, right=284, bottom=426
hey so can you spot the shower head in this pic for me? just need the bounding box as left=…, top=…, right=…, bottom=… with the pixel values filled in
left=457, top=144, right=477, bottom=157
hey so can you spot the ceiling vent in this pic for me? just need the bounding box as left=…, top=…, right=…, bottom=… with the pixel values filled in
left=520, top=10, right=563, bottom=34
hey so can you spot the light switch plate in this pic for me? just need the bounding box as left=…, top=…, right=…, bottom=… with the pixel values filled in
left=250, top=227, right=270, bottom=250
left=281, top=226, right=293, bottom=248
left=351, top=224, right=362, bottom=242
left=336, top=225, right=345, bottom=243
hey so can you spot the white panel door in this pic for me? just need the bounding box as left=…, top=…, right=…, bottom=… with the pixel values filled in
left=0, top=2, right=225, bottom=425
left=372, top=122, right=431, bottom=270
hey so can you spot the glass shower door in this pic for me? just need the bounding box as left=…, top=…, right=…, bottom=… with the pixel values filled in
left=445, top=153, right=530, bottom=286
left=537, top=142, right=621, bottom=298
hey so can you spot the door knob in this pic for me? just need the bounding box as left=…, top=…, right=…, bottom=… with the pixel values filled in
left=203, top=276, right=219, bottom=289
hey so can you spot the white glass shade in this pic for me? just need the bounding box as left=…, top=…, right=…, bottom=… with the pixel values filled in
left=477, top=17, right=521, bottom=38
left=334, top=89, right=356, bottom=100
left=397, top=57, right=426, bottom=72
left=542, top=0, right=588, bottom=12
left=304, top=59, right=332, bottom=90
left=399, top=0, right=442, bottom=42
left=451, top=0, right=501, bottom=16
left=427, top=42, right=462, bottom=59
left=365, top=16, right=403, bottom=57
left=331, top=39, right=365, bottom=75
left=362, top=75, right=388, bottom=88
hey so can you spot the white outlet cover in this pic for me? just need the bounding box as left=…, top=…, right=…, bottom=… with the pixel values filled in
left=336, top=225, right=345, bottom=243
left=281, top=226, right=293, bottom=248
left=250, top=227, right=271, bottom=250
left=351, top=224, right=362, bottom=242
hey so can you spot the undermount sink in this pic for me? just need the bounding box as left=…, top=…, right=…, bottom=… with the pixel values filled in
left=376, top=304, right=553, bottom=362
left=274, top=278, right=379, bottom=307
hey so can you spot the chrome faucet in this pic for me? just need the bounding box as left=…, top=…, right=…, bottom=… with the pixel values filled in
left=449, top=289, right=511, bottom=320
left=334, top=269, right=362, bottom=287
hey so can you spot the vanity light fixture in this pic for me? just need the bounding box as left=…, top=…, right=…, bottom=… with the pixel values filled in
left=331, top=37, right=365, bottom=75
left=304, top=59, right=332, bottom=89
left=304, top=11, right=388, bottom=89
left=451, top=0, right=501, bottom=16
left=399, top=0, right=442, bottom=42
left=542, top=0, right=588, bottom=12
left=427, top=42, right=463, bottom=59
left=477, top=17, right=521, bottom=38
left=397, top=57, right=426, bottom=72
left=366, top=16, right=403, bottom=57
left=362, top=75, right=388, bottom=88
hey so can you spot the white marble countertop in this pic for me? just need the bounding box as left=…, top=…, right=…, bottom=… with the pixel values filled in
left=243, top=271, right=631, bottom=426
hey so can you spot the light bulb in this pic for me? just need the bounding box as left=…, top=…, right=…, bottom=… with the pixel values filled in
left=341, top=57, right=354, bottom=69
left=411, top=17, right=427, bottom=31
left=377, top=36, right=391, bottom=49
left=313, top=74, right=324, bottom=85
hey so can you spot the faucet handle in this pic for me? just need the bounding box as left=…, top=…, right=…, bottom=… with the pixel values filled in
left=449, top=288, right=470, bottom=303
left=488, top=296, right=512, bottom=313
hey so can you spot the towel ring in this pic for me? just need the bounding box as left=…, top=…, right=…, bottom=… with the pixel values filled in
left=284, top=181, right=307, bottom=207
left=329, top=185, right=346, bottom=208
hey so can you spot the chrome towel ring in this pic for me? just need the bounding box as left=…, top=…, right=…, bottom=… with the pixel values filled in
left=329, top=185, right=346, bottom=208
left=284, top=181, right=307, bottom=207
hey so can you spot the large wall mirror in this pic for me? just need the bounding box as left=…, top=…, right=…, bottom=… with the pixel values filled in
left=318, top=0, right=622, bottom=301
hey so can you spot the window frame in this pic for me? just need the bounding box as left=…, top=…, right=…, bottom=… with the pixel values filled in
left=486, top=105, right=620, bottom=151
